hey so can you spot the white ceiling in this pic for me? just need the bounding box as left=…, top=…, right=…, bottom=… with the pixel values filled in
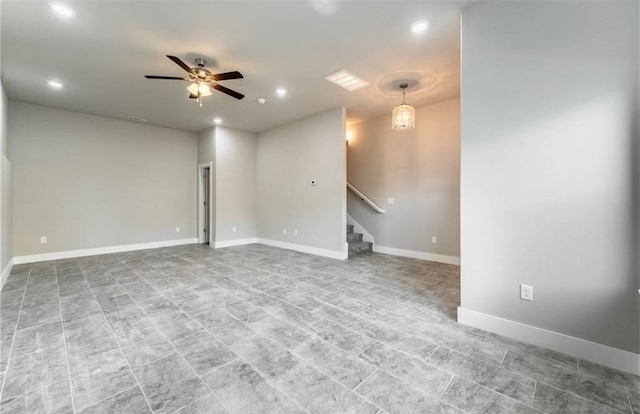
left=1, top=0, right=467, bottom=133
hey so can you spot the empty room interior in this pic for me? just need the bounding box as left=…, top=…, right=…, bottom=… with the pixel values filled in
left=0, top=1, right=639, bottom=413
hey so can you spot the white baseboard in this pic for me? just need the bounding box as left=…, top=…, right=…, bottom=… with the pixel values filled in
left=457, top=307, right=640, bottom=376
left=214, top=238, right=258, bottom=248
left=1, top=258, right=14, bottom=290
left=373, top=245, right=460, bottom=265
left=13, top=238, right=198, bottom=265
left=346, top=214, right=375, bottom=244
left=257, top=238, right=348, bottom=260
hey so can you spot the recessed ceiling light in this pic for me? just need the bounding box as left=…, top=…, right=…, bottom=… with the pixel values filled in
left=49, top=2, right=76, bottom=18
left=257, top=98, right=267, bottom=104
left=47, top=80, right=64, bottom=89
left=276, top=88, right=287, bottom=97
left=411, top=20, right=430, bottom=34
left=324, top=69, right=369, bottom=92
left=213, top=118, right=222, bottom=124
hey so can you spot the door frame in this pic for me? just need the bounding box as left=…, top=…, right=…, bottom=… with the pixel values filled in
left=197, top=162, right=214, bottom=245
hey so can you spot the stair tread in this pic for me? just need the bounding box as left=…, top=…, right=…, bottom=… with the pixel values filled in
left=346, top=232, right=363, bottom=242
left=346, top=225, right=371, bottom=258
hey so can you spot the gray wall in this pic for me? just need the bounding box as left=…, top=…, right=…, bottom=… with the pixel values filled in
left=215, top=126, right=257, bottom=242
left=257, top=107, right=346, bottom=253
left=347, top=98, right=460, bottom=257
left=0, top=81, right=12, bottom=274
left=9, top=101, right=198, bottom=256
left=197, top=127, right=216, bottom=242
left=460, top=1, right=639, bottom=352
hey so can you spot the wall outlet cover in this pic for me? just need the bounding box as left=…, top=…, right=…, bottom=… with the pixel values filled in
left=175, top=227, right=181, bottom=232
left=388, top=197, right=394, bottom=204
left=520, top=284, right=533, bottom=301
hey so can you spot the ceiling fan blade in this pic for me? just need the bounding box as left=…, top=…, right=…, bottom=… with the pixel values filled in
left=145, top=75, right=189, bottom=80
left=189, top=94, right=198, bottom=99
left=166, top=55, right=195, bottom=74
left=213, top=84, right=245, bottom=100
left=211, top=71, right=244, bottom=81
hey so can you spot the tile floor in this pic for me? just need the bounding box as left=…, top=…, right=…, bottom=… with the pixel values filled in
left=0, top=244, right=638, bottom=413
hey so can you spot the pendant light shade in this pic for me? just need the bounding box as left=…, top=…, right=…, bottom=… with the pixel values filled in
left=391, top=83, right=415, bottom=131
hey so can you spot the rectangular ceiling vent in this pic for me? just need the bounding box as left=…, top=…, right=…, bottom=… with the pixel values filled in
left=324, top=69, right=369, bottom=92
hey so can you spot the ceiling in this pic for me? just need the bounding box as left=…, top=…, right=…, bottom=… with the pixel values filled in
left=1, top=1, right=468, bottom=133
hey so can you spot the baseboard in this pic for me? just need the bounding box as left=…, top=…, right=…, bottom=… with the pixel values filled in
left=214, top=238, right=258, bottom=248
left=457, top=307, right=640, bottom=376
left=373, top=245, right=460, bottom=265
left=346, top=214, right=375, bottom=244
left=256, top=238, right=348, bottom=260
left=1, top=258, right=14, bottom=290
left=13, top=238, right=198, bottom=265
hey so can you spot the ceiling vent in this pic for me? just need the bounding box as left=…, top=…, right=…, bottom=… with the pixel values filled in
left=324, top=69, right=369, bottom=92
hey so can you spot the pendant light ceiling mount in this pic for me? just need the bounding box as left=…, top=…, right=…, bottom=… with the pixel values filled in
left=391, top=82, right=415, bottom=131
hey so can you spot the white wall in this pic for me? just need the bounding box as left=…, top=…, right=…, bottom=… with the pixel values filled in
left=9, top=102, right=198, bottom=257
left=257, top=107, right=346, bottom=257
left=347, top=98, right=460, bottom=261
left=215, top=126, right=257, bottom=242
left=460, top=0, right=639, bottom=361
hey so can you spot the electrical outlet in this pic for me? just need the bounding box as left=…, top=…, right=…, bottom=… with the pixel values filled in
left=294, top=229, right=298, bottom=236
left=283, top=228, right=287, bottom=235
left=520, top=284, right=533, bottom=301
left=388, top=197, right=394, bottom=204
left=40, top=236, right=47, bottom=244
left=432, top=236, right=437, bottom=244
left=232, top=226, right=237, bottom=233
left=175, top=226, right=181, bottom=233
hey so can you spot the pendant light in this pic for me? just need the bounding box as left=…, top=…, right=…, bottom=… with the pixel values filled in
left=391, top=83, right=415, bottom=131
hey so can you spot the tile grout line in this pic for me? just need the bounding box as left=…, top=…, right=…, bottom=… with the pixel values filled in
left=79, top=262, right=156, bottom=414
left=0, top=265, right=32, bottom=405
left=439, top=374, right=455, bottom=399
left=74, top=384, right=139, bottom=413
left=352, top=368, right=378, bottom=393
left=273, top=400, right=311, bottom=414
left=531, top=380, right=538, bottom=407
left=54, top=262, right=79, bottom=414
left=423, top=344, right=439, bottom=362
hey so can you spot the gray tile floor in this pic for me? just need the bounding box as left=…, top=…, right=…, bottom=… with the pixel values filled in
left=0, top=244, right=638, bottom=413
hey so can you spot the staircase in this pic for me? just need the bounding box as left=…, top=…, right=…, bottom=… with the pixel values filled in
left=347, top=224, right=372, bottom=258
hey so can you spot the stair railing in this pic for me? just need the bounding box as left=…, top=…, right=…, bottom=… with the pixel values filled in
left=347, top=182, right=385, bottom=214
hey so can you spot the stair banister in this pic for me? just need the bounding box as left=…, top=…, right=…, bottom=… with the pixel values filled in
left=347, top=182, right=385, bottom=214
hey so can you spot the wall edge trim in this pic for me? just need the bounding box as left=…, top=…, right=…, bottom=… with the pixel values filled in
left=214, top=238, right=258, bottom=248
left=373, top=245, right=460, bottom=265
left=256, top=238, right=348, bottom=260
left=457, top=306, right=640, bottom=376
left=12, top=238, right=198, bottom=264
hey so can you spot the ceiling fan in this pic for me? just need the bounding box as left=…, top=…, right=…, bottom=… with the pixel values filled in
left=145, top=55, right=245, bottom=107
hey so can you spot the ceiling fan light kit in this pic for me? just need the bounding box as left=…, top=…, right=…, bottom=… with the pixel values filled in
left=145, top=55, right=244, bottom=107
left=391, top=82, right=415, bottom=131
